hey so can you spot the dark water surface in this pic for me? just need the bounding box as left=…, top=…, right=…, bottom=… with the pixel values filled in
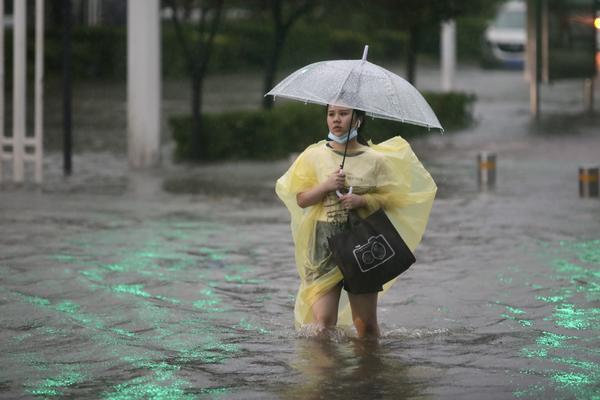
left=1, top=67, right=599, bottom=399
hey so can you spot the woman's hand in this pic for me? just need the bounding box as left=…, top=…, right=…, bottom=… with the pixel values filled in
left=297, top=169, right=345, bottom=208
left=324, top=169, right=346, bottom=192
left=339, top=193, right=366, bottom=210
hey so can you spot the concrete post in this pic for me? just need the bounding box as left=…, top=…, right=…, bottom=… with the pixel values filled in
left=35, top=0, right=44, bottom=183
left=88, top=0, right=102, bottom=26
left=579, top=166, right=599, bottom=198
left=478, top=152, right=497, bottom=188
left=583, top=78, right=594, bottom=114
left=13, top=0, right=26, bottom=182
left=441, top=20, right=456, bottom=92
left=127, top=0, right=161, bottom=168
left=527, top=0, right=542, bottom=119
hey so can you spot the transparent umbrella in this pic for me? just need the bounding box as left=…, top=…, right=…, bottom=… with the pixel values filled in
left=265, top=45, right=443, bottom=168
left=265, top=45, right=443, bottom=131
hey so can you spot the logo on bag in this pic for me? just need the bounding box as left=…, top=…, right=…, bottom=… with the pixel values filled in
left=352, top=234, right=396, bottom=272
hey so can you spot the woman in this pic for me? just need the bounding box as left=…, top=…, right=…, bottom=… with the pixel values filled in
left=276, top=104, right=436, bottom=338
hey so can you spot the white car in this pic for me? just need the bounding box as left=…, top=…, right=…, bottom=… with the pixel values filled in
left=481, top=1, right=526, bottom=68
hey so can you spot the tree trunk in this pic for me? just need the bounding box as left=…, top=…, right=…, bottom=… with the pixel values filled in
left=190, top=67, right=203, bottom=160
left=263, top=0, right=313, bottom=110
left=177, top=1, right=223, bottom=161
left=48, top=0, right=64, bottom=29
left=406, top=24, right=420, bottom=85
left=263, top=29, right=285, bottom=109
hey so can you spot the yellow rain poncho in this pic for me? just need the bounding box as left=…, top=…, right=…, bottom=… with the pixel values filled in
left=276, top=136, right=437, bottom=328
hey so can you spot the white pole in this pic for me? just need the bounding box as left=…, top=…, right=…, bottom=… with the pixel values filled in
left=89, top=0, right=100, bottom=26
left=441, top=19, right=456, bottom=92
left=13, top=0, right=26, bottom=182
left=88, top=0, right=95, bottom=25
left=0, top=0, right=4, bottom=182
left=35, top=0, right=44, bottom=183
left=96, top=0, right=103, bottom=25
left=127, top=0, right=161, bottom=168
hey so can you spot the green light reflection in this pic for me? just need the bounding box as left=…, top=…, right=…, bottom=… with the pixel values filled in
left=536, top=294, right=571, bottom=304
left=535, top=331, right=573, bottom=348
left=25, top=369, right=85, bottom=398
left=552, top=303, right=599, bottom=331
left=193, top=289, right=226, bottom=313
left=5, top=216, right=267, bottom=398
left=111, top=284, right=152, bottom=298
left=550, top=371, right=591, bottom=388
left=504, top=239, right=600, bottom=399
left=102, top=375, right=194, bottom=400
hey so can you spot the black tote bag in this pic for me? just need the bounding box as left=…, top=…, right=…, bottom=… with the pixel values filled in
left=327, top=208, right=415, bottom=294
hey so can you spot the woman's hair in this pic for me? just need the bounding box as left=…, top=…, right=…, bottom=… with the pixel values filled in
left=325, top=105, right=369, bottom=145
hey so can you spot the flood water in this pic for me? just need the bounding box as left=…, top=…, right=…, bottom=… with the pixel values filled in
left=1, top=66, right=599, bottom=399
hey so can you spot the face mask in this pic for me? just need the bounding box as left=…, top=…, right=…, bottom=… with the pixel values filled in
left=328, top=128, right=358, bottom=144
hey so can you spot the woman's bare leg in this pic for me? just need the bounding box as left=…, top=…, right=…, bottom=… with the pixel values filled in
left=348, top=292, right=380, bottom=338
left=311, top=283, right=342, bottom=332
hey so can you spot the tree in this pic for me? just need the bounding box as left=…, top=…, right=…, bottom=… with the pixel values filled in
left=166, top=0, right=225, bottom=160
left=365, top=0, right=503, bottom=85
left=262, top=0, right=315, bottom=109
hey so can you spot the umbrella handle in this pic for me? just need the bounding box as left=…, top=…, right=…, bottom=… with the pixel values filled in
left=336, top=186, right=353, bottom=198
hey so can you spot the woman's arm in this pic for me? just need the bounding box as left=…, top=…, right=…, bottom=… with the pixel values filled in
left=296, top=169, right=345, bottom=208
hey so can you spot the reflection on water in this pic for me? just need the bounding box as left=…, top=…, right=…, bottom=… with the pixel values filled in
left=281, top=337, right=421, bottom=400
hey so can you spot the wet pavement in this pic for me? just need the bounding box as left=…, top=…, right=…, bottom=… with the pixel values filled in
left=1, top=65, right=599, bottom=399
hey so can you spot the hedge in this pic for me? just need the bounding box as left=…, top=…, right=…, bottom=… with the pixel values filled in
left=170, top=91, right=475, bottom=161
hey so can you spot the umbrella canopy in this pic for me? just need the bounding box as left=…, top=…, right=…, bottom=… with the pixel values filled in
left=266, top=46, right=443, bottom=132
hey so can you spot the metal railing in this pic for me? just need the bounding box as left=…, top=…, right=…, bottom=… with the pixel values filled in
left=0, top=0, right=44, bottom=183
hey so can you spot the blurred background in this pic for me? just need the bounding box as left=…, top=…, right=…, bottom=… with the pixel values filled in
left=0, top=0, right=530, bottom=161
left=1, top=0, right=598, bottom=164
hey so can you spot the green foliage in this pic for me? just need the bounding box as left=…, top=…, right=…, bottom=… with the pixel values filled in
left=45, top=27, right=126, bottom=80
left=171, top=103, right=324, bottom=160
left=4, top=27, right=124, bottom=82
left=455, top=16, right=490, bottom=61
left=170, top=92, right=475, bottom=161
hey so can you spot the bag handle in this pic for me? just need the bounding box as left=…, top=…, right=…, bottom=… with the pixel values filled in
left=335, top=186, right=353, bottom=198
